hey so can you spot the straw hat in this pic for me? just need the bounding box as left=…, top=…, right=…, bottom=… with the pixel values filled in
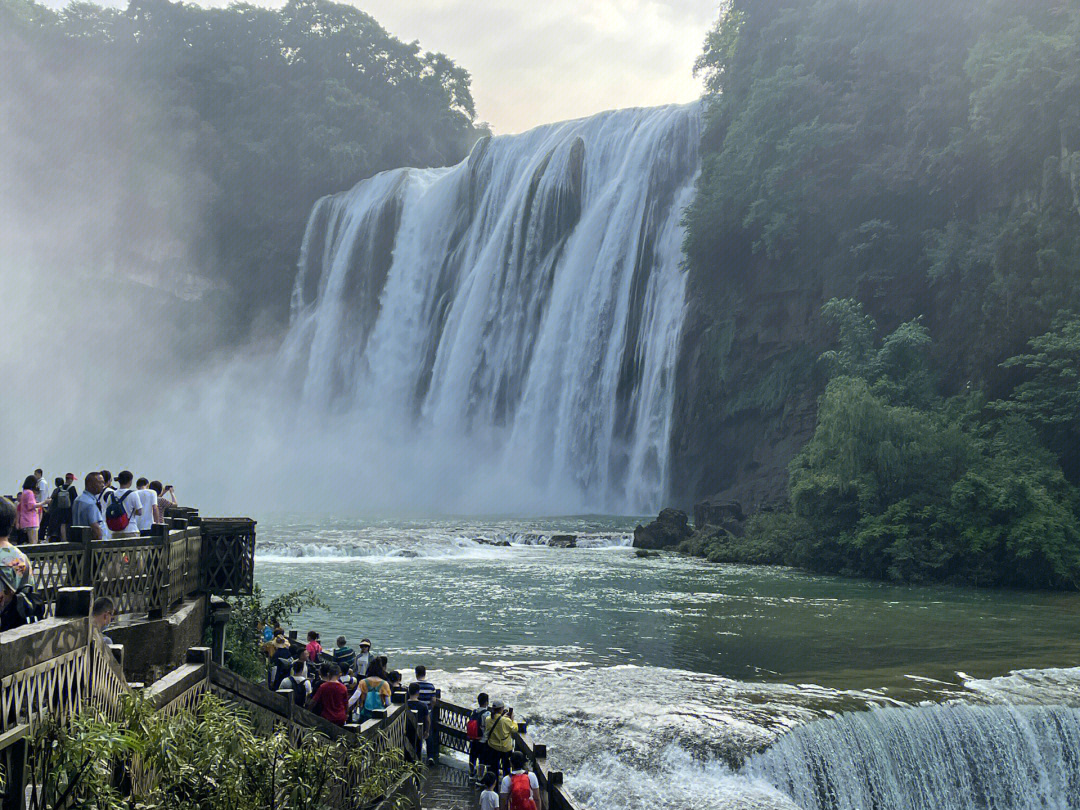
left=273, top=635, right=290, bottom=649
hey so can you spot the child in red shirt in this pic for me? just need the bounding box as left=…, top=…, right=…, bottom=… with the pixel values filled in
left=308, top=663, right=348, bottom=725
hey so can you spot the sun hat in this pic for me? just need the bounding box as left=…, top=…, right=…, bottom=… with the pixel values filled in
left=491, top=699, right=506, bottom=710
left=273, top=635, right=290, bottom=648
left=359, top=638, right=371, bottom=647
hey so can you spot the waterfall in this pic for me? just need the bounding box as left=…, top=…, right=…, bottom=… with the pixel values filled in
left=742, top=703, right=1080, bottom=810
left=279, top=104, right=701, bottom=514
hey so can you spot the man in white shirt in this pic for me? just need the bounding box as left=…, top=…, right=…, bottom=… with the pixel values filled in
left=134, top=478, right=156, bottom=532
left=107, top=470, right=143, bottom=537
left=97, top=470, right=117, bottom=539
left=500, top=751, right=541, bottom=810
left=34, top=469, right=51, bottom=504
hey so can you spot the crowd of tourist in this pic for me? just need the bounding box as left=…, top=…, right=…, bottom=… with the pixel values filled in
left=259, top=628, right=541, bottom=807
left=4, top=470, right=543, bottom=809
left=10, top=468, right=179, bottom=543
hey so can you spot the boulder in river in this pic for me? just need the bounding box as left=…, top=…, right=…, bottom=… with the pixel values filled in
left=473, top=537, right=511, bottom=547
left=548, top=534, right=578, bottom=548
left=633, top=508, right=692, bottom=550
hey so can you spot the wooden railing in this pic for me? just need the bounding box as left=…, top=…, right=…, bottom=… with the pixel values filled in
left=0, top=588, right=128, bottom=810
left=1, top=591, right=420, bottom=810
left=21, top=513, right=256, bottom=619
left=436, top=700, right=582, bottom=810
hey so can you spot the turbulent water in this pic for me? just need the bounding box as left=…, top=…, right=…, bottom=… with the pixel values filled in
left=278, top=104, right=701, bottom=514
left=255, top=516, right=1080, bottom=810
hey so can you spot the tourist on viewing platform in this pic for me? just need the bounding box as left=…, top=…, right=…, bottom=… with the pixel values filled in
left=500, top=751, right=540, bottom=810
left=280, top=659, right=312, bottom=706
left=16, top=475, right=43, bottom=544
left=34, top=469, right=50, bottom=505
left=387, top=670, right=405, bottom=701
left=352, top=660, right=391, bottom=721
left=93, top=596, right=116, bottom=645
left=467, top=692, right=492, bottom=781
left=163, top=484, right=178, bottom=506
left=53, top=473, right=78, bottom=541
left=354, top=638, right=373, bottom=673
left=305, top=630, right=322, bottom=661
left=413, top=665, right=439, bottom=765
left=148, top=481, right=167, bottom=523
left=97, top=470, right=116, bottom=539
left=135, top=478, right=156, bottom=533
left=484, top=700, right=518, bottom=782
left=479, top=772, right=499, bottom=810
left=332, top=635, right=355, bottom=672
left=105, top=471, right=142, bottom=538
left=308, top=662, right=348, bottom=725
left=0, top=496, right=37, bottom=631
left=72, top=472, right=106, bottom=540
left=269, top=635, right=293, bottom=690
left=406, top=682, right=430, bottom=753
left=46, top=477, right=68, bottom=541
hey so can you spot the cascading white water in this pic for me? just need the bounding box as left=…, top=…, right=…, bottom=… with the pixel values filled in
left=742, top=703, right=1080, bottom=810
left=279, top=104, right=701, bottom=514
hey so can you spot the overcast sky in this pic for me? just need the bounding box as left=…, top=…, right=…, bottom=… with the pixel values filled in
left=358, top=0, right=720, bottom=133
left=39, top=0, right=719, bottom=133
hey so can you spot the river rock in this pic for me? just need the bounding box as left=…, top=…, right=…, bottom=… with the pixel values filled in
left=548, top=534, right=578, bottom=548
left=693, top=499, right=747, bottom=536
left=473, top=537, right=511, bottom=547
left=633, top=508, right=692, bottom=550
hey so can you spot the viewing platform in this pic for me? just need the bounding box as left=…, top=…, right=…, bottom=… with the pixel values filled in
left=1, top=509, right=582, bottom=810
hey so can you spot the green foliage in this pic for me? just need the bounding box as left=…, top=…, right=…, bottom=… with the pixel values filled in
left=29, top=693, right=420, bottom=809
left=221, top=583, right=327, bottom=681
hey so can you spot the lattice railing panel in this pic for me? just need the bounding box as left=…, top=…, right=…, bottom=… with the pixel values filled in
left=1, top=648, right=90, bottom=737
left=435, top=702, right=471, bottom=754
left=200, top=519, right=256, bottom=596
left=89, top=543, right=164, bottom=614
left=23, top=544, right=85, bottom=615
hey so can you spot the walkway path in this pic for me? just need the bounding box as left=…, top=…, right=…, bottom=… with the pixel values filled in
left=421, top=760, right=481, bottom=810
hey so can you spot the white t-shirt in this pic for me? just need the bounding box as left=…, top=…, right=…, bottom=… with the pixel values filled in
left=108, top=488, right=142, bottom=534
left=480, top=790, right=500, bottom=810
left=135, top=489, right=156, bottom=531
left=98, top=486, right=117, bottom=539
left=501, top=771, right=539, bottom=795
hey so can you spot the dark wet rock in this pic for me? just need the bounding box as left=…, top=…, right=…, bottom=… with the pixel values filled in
left=633, top=508, right=692, bottom=550
left=693, top=499, right=746, bottom=536
left=474, top=537, right=511, bottom=547
left=548, top=535, right=578, bottom=548
left=635, top=549, right=659, bottom=559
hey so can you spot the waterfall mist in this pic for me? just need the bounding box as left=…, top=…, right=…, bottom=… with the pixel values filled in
left=4, top=96, right=699, bottom=517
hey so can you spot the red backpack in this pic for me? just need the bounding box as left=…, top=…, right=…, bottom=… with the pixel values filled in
left=104, top=490, right=133, bottom=532
left=507, top=773, right=536, bottom=810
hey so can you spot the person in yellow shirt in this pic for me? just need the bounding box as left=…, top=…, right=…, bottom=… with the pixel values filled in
left=484, top=699, right=518, bottom=783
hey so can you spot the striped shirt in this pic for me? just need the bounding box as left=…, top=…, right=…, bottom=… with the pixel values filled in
left=413, top=679, right=437, bottom=707
left=333, top=646, right=356, bottom=671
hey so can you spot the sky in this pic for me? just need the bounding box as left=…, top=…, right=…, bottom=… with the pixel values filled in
left=37, top=0, right=720, bottom=133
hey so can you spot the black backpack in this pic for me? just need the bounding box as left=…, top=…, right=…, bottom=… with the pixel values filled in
left=15, top=585, right=47, bottom=622
left=54, top=486, right=71, bottom=511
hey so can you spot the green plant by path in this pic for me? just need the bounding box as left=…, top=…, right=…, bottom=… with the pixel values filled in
left=28, top=693, right=420, bottom=810
left=220, top=584, right=328, bottom=681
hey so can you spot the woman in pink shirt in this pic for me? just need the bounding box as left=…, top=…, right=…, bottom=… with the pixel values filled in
left=306, top=630, right=323, bottom=661
left=16, top=476, right=42, bottom=544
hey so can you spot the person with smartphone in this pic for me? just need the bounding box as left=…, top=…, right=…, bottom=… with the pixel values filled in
left=484, top=699, right=518, bottom=783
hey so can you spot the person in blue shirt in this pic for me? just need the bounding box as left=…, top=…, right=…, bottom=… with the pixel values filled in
left=71, top=472, right=106, bottom=540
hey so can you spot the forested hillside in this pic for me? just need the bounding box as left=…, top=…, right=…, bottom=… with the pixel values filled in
left=675, top=0, right=1080, bottom=587
left=2, top=0, right=483, bottom=341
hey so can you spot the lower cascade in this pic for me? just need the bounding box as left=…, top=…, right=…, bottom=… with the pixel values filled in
left=279, top=103, right=702, bottom=514
left=742, top=703, right=1080, bottom=810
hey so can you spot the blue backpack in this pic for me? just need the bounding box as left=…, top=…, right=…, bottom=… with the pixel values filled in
left=356, top=678, right=386, bottom=721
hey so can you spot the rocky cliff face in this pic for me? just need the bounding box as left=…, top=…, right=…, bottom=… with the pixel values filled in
left=668, top=251, right=824, bottom=512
